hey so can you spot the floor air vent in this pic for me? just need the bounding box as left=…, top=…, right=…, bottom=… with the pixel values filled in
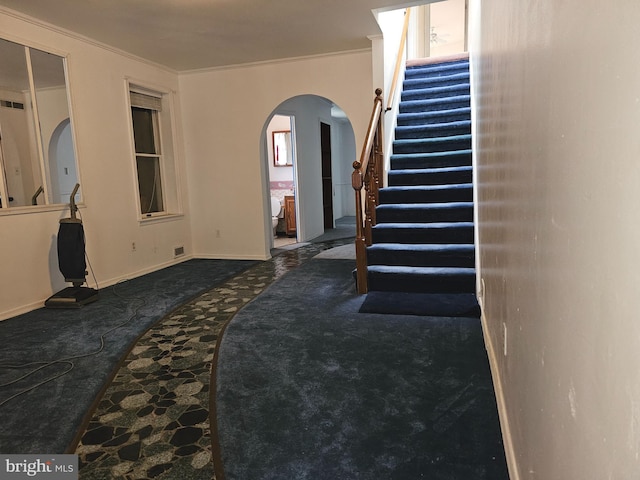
left=174, top=246, right=185, bottom=257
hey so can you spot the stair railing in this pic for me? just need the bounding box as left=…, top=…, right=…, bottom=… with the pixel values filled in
left=386, top=8, right=412, bottom=113
left=352, top=89, right=384, bottom=294
left=352, top=9, right=412, bottom=294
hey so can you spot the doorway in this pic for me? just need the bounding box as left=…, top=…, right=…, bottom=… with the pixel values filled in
left=267, top=114, right=297, bottom=249
left=262, top=95, right=357, bottom=256
left=320, top=122, right=333, bottom=230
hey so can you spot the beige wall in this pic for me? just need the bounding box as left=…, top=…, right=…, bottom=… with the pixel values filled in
left=0, top=9, right=376, bottom=318
left=179, top=51, right=373, bottom=260
left=0, top=11, right=191, bottom=319
left=472, top=0, right=640, bottom=477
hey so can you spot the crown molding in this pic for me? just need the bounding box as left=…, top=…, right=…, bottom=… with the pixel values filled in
left=180, top=47, right=373, bottom=76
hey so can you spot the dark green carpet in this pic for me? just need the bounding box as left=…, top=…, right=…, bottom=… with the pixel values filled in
left=0, top=258, right=256, bottom=454
left=214, top=257, right=508, bottom=479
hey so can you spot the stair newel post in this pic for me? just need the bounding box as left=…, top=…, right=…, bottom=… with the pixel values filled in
left=353, top=88, right=385, bottom=294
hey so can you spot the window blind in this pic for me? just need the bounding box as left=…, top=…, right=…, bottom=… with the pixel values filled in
left=130, top=91, right=162, bottom=111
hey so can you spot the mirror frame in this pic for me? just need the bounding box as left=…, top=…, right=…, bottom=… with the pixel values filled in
left=272, top=130, right=293, bottom=167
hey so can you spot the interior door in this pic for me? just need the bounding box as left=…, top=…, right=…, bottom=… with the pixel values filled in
left=320, top=122, right=333, bottom=230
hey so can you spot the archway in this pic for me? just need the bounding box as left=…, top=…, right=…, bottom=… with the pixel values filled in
left=261, top=95, right=356, bottom=253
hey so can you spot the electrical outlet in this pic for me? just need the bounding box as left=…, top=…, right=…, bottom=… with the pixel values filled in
left=131, top=242, right=136, bottom=252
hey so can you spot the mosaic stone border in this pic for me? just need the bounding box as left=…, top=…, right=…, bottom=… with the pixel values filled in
left=75, top=240, right=352, bottom=479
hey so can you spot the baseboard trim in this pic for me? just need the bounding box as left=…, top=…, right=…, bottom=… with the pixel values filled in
left=0, top=300, right=45, bottom=322
left=195, top=253, right=269, bottom=261
left=480, top=309, right=520, bottom=480
left=0, top=254, right=263, bottom=322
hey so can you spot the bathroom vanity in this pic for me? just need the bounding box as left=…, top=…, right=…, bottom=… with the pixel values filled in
left=285, top=195, right=296, bottom=237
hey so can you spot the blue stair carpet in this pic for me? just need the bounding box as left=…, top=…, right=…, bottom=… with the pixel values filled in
left=360, top=57, right=479, bottom=317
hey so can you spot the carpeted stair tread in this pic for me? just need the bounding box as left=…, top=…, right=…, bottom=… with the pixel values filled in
left=403, top=71, right=470, bottom=91
left=395, top=120, right=471, bottom=140
left=367, top=264, right=476, bottom=276
left=404, top=60, right=470, bottom=79
left=400, top=95, right=471, bottom=114
left=372, top=222, right=475, bottom=244
left=367, top=243, right=475, bottom=267
left=390, top=149, right=472, bottom=169
left=388, top=166, right=473, bottom=186
left=401, top=83, right=470, bottom=101
left=393, top=134, right=472, bottom=154
left=398, top=107, right=471, bottom=126
left=359, top=292, right=480, bottom=317
left=367, top=265, right=476, bottom=294
left=376, top=202, right=474, bottom=223
left=379, top=184, right=473, bottom=204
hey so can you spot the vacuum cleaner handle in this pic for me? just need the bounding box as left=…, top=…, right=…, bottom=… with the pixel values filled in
left=61, top=183, right=82, bottom=224
left=70, top=183, right=80, bottom=219
left=31, top=186, right=43, bottom=205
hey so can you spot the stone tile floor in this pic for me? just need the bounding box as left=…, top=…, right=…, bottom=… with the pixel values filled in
left=75, top=239, right=352, bottom=479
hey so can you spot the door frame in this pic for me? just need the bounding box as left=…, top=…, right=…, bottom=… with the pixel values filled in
left=264, top=112, right=299, bottom=251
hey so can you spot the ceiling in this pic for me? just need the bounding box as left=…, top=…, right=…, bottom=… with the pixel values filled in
left=0, top=0, right=416, bottom=72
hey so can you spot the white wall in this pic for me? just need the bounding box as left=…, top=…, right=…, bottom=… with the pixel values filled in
left=473, top=0, right=640, bottom=478
left=376, top=8, right=407, bottom=175
left=0, top=11, right=191, bottom=319
left=179, top=51, right=373, bottom=260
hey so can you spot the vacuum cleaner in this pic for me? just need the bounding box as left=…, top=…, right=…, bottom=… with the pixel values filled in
left=45, top=184, right=99, bottom=308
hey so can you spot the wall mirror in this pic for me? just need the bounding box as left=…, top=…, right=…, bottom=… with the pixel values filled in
left=272, top=130, right=293, bottom=167
left=0, top=38, right=79, bottom=209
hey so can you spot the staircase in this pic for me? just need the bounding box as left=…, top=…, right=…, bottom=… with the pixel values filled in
left=359, top=55, right=480, bottom=317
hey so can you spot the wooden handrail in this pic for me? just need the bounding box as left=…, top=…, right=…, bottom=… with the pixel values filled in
left=352, top=89, right=384, bottom=294
left=352, top=8, right=412, bottom=294
left=356, top=89, right=384, bottom=175
left=386, top=8, right=412, bottom=111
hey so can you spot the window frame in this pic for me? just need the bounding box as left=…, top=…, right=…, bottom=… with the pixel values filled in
left=0, top=37, right=82, bottom=214
left=131, top=104, right=165, bottom=215
left=126, top=80, right=182, bottom=222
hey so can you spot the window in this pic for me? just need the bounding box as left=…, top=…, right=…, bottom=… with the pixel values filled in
left=0, top=38, right=80, bottom=210
left=128, top=86, right=180, bottom=218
